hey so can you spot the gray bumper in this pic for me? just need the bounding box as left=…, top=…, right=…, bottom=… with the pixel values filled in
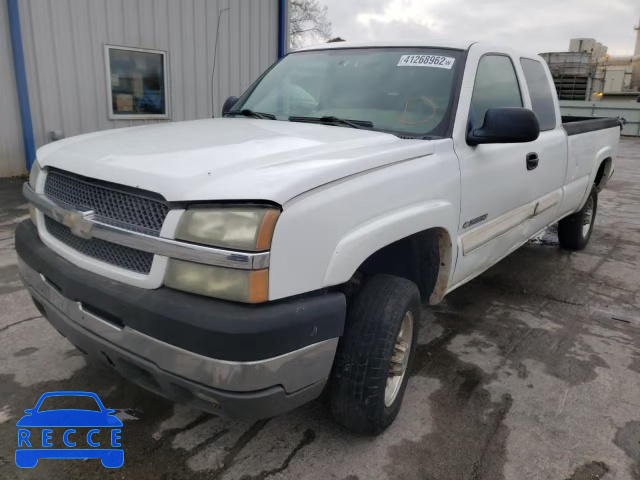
left=19, top=259, right=337, bottom=419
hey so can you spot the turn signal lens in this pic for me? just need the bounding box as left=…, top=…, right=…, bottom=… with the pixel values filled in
left=29, top=205, right=37, bottom=225
left=255, top=210, right=280, bottom=250
left=28, top=162, right=41, bottom=190
left=164, top=259, right=268, bottom=303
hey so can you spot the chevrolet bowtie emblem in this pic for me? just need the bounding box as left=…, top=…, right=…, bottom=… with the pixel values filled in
left=53, top=207, right=95, bottom=239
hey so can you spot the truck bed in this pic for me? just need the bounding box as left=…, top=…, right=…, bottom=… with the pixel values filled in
left=562, top=115, right=622, bottom=136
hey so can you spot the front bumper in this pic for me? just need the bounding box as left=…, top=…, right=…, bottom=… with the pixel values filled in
left=16, top=221, right=346, bottom=418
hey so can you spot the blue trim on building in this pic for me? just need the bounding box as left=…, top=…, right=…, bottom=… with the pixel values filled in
left=278, top=0, right=287, bottom=58
left=7, top=0, right=36, bottom=171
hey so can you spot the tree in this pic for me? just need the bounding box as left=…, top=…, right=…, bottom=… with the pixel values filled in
left=290, top=0, right=332, bottom=49
left=327, top=37, right=345, bottom=43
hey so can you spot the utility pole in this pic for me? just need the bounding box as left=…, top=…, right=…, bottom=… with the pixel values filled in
left=632, top=17, right=640, bottom=90
left=635, top=17, right=640, bottom=56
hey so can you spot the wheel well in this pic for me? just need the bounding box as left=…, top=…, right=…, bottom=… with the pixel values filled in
left=355, top=227, right=452, bottom=305
left=594, top=158, right=612, bottom=192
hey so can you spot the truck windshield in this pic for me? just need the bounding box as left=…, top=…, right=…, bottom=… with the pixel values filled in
left=230, top=48, right=463, bottom=137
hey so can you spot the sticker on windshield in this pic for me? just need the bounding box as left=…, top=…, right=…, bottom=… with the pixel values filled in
left=397, top=55, right=455, bottom=69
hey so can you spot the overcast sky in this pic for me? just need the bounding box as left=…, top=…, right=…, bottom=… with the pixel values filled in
left=319, top=0, right=640, bottom=55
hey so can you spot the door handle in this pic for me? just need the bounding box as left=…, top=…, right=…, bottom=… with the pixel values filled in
left=526, top=152, right=539, bottom=171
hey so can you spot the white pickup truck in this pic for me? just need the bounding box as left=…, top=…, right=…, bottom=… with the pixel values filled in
left=17, top=40, right=620, bottom=435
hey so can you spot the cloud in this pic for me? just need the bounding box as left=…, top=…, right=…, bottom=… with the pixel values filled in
left=319, top=0, right=640, bottom=55
left=356, top=0, right=448, bottom=32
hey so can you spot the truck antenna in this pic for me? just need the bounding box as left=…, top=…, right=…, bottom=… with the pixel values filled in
left=211, top=7, right=231, bottom=118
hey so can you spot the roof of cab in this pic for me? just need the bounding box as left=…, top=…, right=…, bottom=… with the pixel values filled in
left=295, top=38, right=476, bottom=52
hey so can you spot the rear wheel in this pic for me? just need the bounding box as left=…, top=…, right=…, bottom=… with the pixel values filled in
left=558, top=187, right=597, bottom=250
left=329, top=274, right=420, bottom=435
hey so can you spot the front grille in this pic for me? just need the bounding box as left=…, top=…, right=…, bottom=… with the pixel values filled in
left=42, top=169, right=170, bottom=275
left=45, top=216, right=154, bottom=275
left=45, top=169, right=170, bottom=234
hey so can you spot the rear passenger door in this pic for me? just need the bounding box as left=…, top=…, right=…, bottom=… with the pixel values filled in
left=451, top=51, right=538, bottom=287
left=519, top=57, right=568, bottom=235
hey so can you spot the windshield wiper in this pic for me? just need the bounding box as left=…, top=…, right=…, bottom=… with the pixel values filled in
left=226, top=109, right=276, bottom=120
left=401, top=134, right=442, bottom=140
left=289, top=116, right=374, bottom=129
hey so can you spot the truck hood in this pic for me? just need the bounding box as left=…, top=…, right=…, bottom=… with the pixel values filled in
left=37, top=118, right=436, bottom=204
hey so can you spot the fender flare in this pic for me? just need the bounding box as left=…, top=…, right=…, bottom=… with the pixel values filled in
left=578, top=146, right=614, bottom=208
left=322, top=200, right=457, bottom=304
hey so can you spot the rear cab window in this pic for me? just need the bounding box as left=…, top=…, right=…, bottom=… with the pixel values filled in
left=519, top=58, right=557, bottom=131
left=469, top=55, right=523, bottom=130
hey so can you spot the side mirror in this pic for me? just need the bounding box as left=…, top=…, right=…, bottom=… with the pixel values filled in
left=24, top=409, right=34, bottom=414
left=222, top=96, right=239, bottom=116
left=467, top=108, right=540, bottom=146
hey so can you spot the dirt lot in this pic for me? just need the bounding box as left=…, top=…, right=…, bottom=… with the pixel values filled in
left=1, top=137, right=639, bottom=480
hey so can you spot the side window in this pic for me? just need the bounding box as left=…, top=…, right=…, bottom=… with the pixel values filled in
left=520, top=58, right=557, bottom=131
left=469, top=55, right=522, bottom=130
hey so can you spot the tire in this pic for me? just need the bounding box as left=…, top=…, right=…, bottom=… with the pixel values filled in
left=329, top=274, right=421, bottom=435
left=558, top=187, right=597, bottom=250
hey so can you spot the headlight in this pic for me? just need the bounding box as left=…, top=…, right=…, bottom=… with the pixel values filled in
left=169, top=206, right=279, bottom=302
left=28, top=161, right=41, bottom=190
left=164, top=260, right=268, bottom=303
left=176, top=207, right=280, bottom=251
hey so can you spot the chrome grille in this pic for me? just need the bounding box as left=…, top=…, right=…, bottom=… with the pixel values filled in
left=45, top=216, right=154, bottom=275
left=42, top=168, right=168, bottom=275
left=44, top=169, right=170, bottom=234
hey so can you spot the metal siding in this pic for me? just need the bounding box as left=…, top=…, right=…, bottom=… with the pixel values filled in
left=259, top=0, right=270, bottom=73
left=269, top=0, right=278, bottom=62
left=51, top=0, right=81, bottom=138
left=70, top=1, right=99, bottom=133
left=19, top=0, right=43, bottom=147
left=205, top=0, right=218, bottom=117
left=228, top=0, right=240, bottom=104
left=0, top=0, right=25, bottom=176
left=88, top=0, right=112, bottom=132
left=250, top=0, right=260, bottom=81
left=218, top=0, right=231, bottom=115
left=11, top=0, right=278, bottom=162
left=193, top=0, right=208, bottom=119
left=241, top=0, right=251, bottom=91
left=180, top=1, right=195, bottom=120
left=29, top=1, right=63, bottom=147
left=560, top=100, right=640, bottom=137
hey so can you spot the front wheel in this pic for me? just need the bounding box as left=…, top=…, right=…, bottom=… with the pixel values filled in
left=329, top=274, right=421, bottom=435
left=558, top=187, right=597, bottom=250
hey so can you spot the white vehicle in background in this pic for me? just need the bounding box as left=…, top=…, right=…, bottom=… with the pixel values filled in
left=17, top=40, right=620, bottom=434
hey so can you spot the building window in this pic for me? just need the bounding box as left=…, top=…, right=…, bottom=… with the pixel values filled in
left=105, top=45, right=169, bottom=119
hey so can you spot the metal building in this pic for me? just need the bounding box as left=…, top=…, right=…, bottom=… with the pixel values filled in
left=539, top=51, right=599, bottom=101
left=0, top=0, right=288, bottom=177
left=541, top=22, right=640, bottom=102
